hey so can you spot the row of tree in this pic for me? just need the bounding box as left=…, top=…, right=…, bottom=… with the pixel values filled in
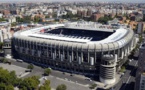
left=0, top=18, right=6, bottom=22
left=98, top=16, right=113, bottom=24
left=27, top=64, right=51, bottom=76
left=16, top=16, right=42, bottom=23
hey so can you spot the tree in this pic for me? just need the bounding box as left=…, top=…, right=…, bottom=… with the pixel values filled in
left=0, top=84, right=14, bottom=90
left=120, top=66, right=126, bottom=72
left=9, top=71, right=18, bottom=85
left=98, top=16, right=113, bottom=24
left=33, top=16, right=41, bottom=23
left=0, top=42, right=3, bottom=49
left=19, top=76, right=40, bottom=90
left=16, top=16, right=31, bottom=23
left=139, top=35, right=143, bottom=43
left=39, top=80, right=51, bottom=90
left=27, top=64, right=34, bottom=70
left=11, top=22, right=17, bottom=27
left=56, top=84, right=67, bottom=90
left=0, top=67, right=43, bottom=90
left=52, top=13, right=57, bottom=18
left=0, top=18, right=6, bottom=22
left=89, top=84, right=97, bottom=89
left=6, top=85, right=14, bottom=90
left=0, top=67, right=19, bottom=89
left=44, top=68, right=51, bottom=76
left=0, top=83, right=14, bottom=90
left=0, top=58, right=8, bottom=63
left=0, top=83, right=6, bottom=90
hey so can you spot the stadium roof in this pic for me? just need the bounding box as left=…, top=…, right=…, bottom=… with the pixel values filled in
left=14, top=23, right=128, bottom=44
left=14, top=22, right=134, bottom=50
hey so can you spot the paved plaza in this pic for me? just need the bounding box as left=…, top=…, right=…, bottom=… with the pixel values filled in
left=39, top=75, right=91, bottom=90
left=0, top=63, right=30, bottom=78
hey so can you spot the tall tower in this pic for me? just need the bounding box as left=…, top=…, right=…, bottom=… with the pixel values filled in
left=99, top=54, right=117, bottom=84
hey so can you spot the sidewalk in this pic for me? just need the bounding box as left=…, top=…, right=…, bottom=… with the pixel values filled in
left=94, top=73, right=121, bottom=89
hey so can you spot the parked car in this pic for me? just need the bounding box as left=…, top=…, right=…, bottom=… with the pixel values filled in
left=25, top=69, right=32, bottom=72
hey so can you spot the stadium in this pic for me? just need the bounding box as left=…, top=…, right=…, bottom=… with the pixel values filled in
left=12, top=21, right=136, bottom=84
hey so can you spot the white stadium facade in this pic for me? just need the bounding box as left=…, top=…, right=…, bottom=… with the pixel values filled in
left=12, top=21, right=136, bottom=84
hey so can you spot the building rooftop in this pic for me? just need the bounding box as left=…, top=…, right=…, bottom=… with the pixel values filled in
left=0, top=21, right=10, bottom=26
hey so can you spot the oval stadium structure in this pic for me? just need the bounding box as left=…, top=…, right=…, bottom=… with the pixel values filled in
left=12, top=22, right=136, bottom=84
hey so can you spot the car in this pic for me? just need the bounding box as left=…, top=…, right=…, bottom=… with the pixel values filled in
left=64, top=78, right=68, bottom=80
left=62, top=72, right=65, bottom=74
left=16, top=59, right=23, bottom=62
left=96, top=88, right=105, bottom=90
left=70, top=74, right=74, bottom=76
left=129, top=59, right=132, bottom=62
left=25, top=69, right=32, bottom=72
left=104, top=84, right=108, bottom=87
left=85, top=78, right=92, bottom=81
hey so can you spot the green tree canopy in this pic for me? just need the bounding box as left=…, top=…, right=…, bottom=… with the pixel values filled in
left=98, top=16, right=113, bottom=24
left=27, top=64, right=34, bottom=70
left=44, top=68, right=51, bottom=76
left=0, top=83, right=14, bottom=90
left=16, top=16, right=31, bottom=23
left=89, top=84, right=97, bottom=89
left=0, top=18, right=6, bottom=22
left=39, top=80, right=51, bottom=90
left=19, top=76, right=40, bottom=90
left=0, top=67, right=17, bottom=85
left=0, top=83, right=6, bottom=90
left=0, top=58, right=8, bottom=63
left=61, top=12, right=77, bottom=19
left=0, top=67, right=43, bottom=90
left=0, top=42, right=3, bottom=49
left=6, top=84, right=14, bottom=90
left=56, top=84, right=67, bottom=90
left=33, top=16, right=41, bottom=23
left=11, top=22, right=17, bottom=27
left=0, top=67, right=17, bottom=90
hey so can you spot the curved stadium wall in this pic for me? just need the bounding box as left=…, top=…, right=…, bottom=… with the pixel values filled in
left=12, top=23, right=136, bottom=84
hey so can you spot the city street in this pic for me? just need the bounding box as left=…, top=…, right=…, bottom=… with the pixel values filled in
left=0, top=58, right=93, bottom=90
left=0, top=58, right=95, bottom=90
left=0, top=54, right=138, bottom=90
left=6, top=58, right=94, bottom=85
left=113, top=50, right=138, bottom=90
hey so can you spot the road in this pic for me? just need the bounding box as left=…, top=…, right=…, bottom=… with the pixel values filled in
left=39, top=75, right=91, bottom=90
left=7, top=58, right=94, bottom=85
left=113, top=51, right=138, bottom=90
